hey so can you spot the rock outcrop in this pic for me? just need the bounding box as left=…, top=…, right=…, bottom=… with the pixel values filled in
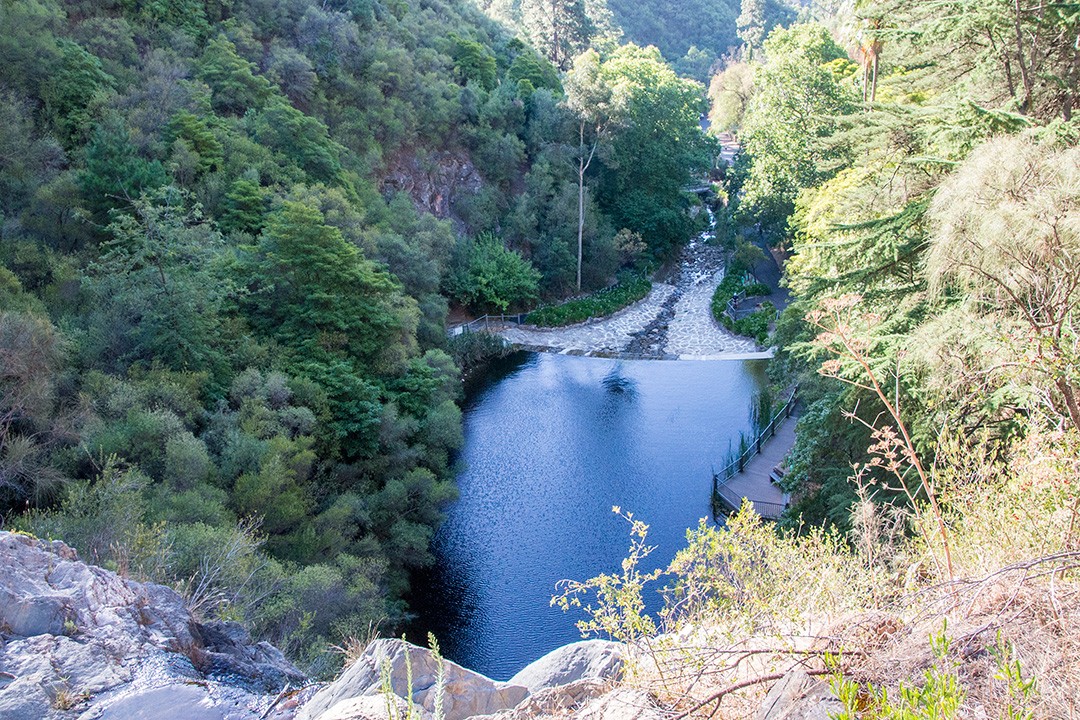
left=508, top=641, right=623, bottom=694
left=300, top=639, right=626, bottom=720
left=297, top=639, right=528, bottom=720
left=0, top=531, right=302, bottom=720
left=0, top=531, right=648, bottom=720
left=756, top=670, right=844, bottom=720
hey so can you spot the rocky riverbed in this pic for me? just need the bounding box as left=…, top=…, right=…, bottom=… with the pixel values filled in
left=499, top=221, right=764, bottom=360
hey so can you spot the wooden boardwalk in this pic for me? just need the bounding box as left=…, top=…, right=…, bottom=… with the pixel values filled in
left=713, top=409, right=798, bottom=521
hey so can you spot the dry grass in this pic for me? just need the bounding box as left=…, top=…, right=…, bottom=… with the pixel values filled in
left=599, top=424, right=1080, bottom=719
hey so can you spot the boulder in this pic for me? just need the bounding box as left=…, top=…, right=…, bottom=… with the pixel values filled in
left=508, top=640, right=624, bottom=693
left=577, top=688, right=665, bottom=720
left=0, top=531, right=302, bottom=720
left=315, top=695, right=417, bottom=720
left=756, top=669, right=844, bottom=720
left=298, top=639, right=527, bottom=720
left=471, top=678, right=610, bottom=720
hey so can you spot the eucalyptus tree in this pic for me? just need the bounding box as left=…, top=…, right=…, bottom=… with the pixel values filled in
left=564, top=49, right=626, bottom=291
left=521, top=0, right=595, bottom=70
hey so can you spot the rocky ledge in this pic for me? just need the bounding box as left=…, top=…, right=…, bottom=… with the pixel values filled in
left=0, top=531, right=632, bottom=720
left=0, top=531, right=832, bottom=720
left=0, top=531, right=303, bottom=719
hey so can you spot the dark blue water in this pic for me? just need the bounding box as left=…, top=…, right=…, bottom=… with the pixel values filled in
left=411, top=352, right=766, bottom=680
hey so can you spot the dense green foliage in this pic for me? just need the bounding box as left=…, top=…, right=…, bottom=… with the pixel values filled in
left=606, top=0, right=795, bottom=80
left=526, top=275, right=650, bottom=327
left=0, top=0, right=712, bottom=671
left=714, top=1, right=1080, bottom=531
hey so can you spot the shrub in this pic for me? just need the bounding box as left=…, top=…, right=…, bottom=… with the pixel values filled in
left=444, top=233, right=541, bottom=313
left=526, top=275, right=651, bottom=327
left=719, top=301, right=774, bottom=344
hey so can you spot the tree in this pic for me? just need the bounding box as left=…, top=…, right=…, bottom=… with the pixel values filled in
left=444, top=233, right=541, bottom=312
left=197, top=35, right=273, bottom=115
left=87, top=188, right=231, bottom=382
left=708, top=61, right=755, bottom=131
left=736, top=0, right=766, bottom=59
left=0, top=311, right=70, bottom=509
left=244, top=200, right=405, bottom=374
left=449, top=35, right=497, bottom=92
left=564, top=49, right=626, bottom=291
left=79, top=114, right=168, bottom=230
left=738, top=24, right=857, bottom=232
left=41, top=39, right=114, bottom=149
left=927, top=135, right=1080, bottom=432
left=596, top=45, right=713, bottom=257
left=522, top=0, right=595, bottom=70
left=866, top=0, right=1080, bottom=120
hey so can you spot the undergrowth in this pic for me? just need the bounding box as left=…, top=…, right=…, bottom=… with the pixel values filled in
left=552, top=415, right=1078, bottom=718
left=526, top=275, right=652, bottom=327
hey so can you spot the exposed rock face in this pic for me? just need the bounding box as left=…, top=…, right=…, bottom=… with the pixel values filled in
left=471, top=679, right=610, bottom=720
left=0, top=531, right=660, bottom=720
left=0, top=531, right=302, bottom=720
left=382, top=151, right=484, bottom=220
left=576, top=688, right=665, bottom=720
left=301, top=638, right=631, bottom=720
left=298, top=639, right=528, bottom=720
left=508, top=641, right=624, bottom=694
left=756, top=670, right=844, bottom=720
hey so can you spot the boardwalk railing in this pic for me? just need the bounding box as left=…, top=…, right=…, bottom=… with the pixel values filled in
left=448, top=314, right=527, bottom=337
left=711, top=385, right=798, bottom=520
left=723, top=289, right=747, bottom=322
left=714, top=482, right=786, bottom=520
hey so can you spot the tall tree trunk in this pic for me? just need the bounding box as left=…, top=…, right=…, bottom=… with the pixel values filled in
left=577, top=121, right=586, bottom=292
left=576, top=120, right=599, bottom=293
left=870, top=52, right=879, bottom=103
left=1013, top=0, right=1034, bottom=112
left=552, top=0, right=560, bottom=69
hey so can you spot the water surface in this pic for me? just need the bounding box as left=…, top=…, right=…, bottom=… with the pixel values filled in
left=411, top=352, right=765, bottom=680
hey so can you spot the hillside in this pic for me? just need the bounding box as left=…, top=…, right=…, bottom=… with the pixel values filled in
left=0, top=0, right=711, bottom=675
left=606, top=0, right=795, bottom=77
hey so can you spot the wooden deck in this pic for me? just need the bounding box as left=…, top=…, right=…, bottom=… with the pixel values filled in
left=713, top=410, right=798, bottom=521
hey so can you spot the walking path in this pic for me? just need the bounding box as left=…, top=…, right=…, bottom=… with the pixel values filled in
left=714, top=410, right=798, bottom=521
left=497, top=212, right=765, bottom=360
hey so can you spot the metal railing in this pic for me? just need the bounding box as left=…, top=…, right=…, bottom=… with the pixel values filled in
left=448, top=314, right=527, bottom=337
left=713, top=484, right=786, bottom=520
left=714, top=385, right=798, bottom=483
left=711, top=385, right=798, bottom=521
left=723, top=289, right=747, bottom=322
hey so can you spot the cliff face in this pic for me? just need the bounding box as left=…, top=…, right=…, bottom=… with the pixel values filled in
left=382, top=150, right=485, bottom=222
left=0, top=531, right=302, bottom=719
left=0, top=530, right=630, bottom=720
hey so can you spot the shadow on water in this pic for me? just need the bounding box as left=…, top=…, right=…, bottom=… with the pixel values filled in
left=408, top=352, right=765, bottom=680
left=601, top=363, right=639, bottom=400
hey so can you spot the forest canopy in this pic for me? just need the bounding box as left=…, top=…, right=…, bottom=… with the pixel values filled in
left=0, top=0, right=714, bottom=671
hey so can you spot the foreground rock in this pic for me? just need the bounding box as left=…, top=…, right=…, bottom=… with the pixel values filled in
left=508, top=641, right=623, bottom=694
left=756, top=670, right=843, bottom=720
left=0, top=531, right=303, bottom=720
left=301, top=639, right=626, bottom=720
left=297, top=639, right=528, bottom=720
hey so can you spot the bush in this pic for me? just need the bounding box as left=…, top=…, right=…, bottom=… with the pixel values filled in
left=719, top=301, right=775, bottom=344
left=447, top=332, right=511, bottom=372
left=444, top=233, right=541, bottom=313
left=526, top=276, right=652, bottom=327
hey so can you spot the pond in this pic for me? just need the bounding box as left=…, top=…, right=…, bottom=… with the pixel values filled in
left=409, top=351, right=767, bottom=680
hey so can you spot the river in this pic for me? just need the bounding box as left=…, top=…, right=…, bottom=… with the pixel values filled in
left=410, top=350, right=767, bottom=680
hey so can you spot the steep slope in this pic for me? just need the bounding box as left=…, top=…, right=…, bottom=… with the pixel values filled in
left=0, top=531, right=302, bottom=719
